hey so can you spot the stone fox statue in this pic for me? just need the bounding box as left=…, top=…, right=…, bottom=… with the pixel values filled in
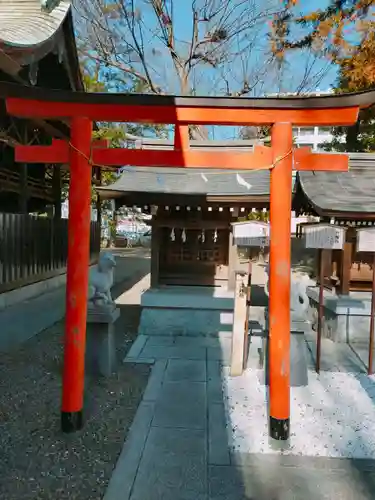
left=264, top=263, right=309, bottom=317
left=88, top=252, right=116, bottom=306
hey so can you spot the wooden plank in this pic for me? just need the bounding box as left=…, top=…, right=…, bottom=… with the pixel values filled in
left=294, top=147, right=348, bottom=172
left=340, top=242, right=353, bottom=295
left=9, top=214, right=16, bottom=283
left=151, top=226, right=161, bottom=288
left=26, top=214, right=33, bottom=279
left=0, top=213, right=100, bottom=294
left=14, top=214, right=21, bottom=281
left=228, top=231, right=237, bottom=291
left=230, top=273, right=248, bottom=377
left=93, top=144, right=273, bottom=170
left=6, top=96, right=360, bottom=126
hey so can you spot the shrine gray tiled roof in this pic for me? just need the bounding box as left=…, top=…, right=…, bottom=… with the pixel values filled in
left=0, top=1, right=70, bottom=52
left=298, top=153, right=375, bottom=214
left=99, top=166, right=274, bottom=197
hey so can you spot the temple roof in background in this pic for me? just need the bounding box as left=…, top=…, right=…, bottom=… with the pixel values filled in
left=98, top=166, right=274, bottom=198
left=297, top=153, right=375, bottom=215
left=0, top=0, right=71, bottom=67
left=98, top=140, right=280, bottom=200
left=99, top=143, right=375, bottom=215
left=0, top=1, right=82, bottom=91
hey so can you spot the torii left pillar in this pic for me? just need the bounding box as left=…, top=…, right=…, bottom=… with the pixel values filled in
left=61, top=117, right=93, bottom=433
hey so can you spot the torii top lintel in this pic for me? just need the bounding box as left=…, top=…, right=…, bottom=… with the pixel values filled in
left=2, top=82, right=375, bottom=126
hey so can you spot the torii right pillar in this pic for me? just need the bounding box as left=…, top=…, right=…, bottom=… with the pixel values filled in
left=269, top=123, right=293, bottom=440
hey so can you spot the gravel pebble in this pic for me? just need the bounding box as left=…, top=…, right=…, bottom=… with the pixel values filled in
left=0, top=301, right=149, bottom=500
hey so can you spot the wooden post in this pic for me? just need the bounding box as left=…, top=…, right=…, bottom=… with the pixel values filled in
left=269, top=122, right=293, bottom=441
left=61, top=116, right=93, bottom=433
left=174, top=125, right=189, bottom=150
left=340, top=241, right=352, bottom=295
left=151, top=224, right=161, bottom=288
left=230, top=271, right=248, bottom=376
left=369, top=252, right=375, bottom=375
left=228, top=231, right=237, bottom=291
left=316, top=249, right=325, bottom=374
left=243, top=260, right=252, bottom=369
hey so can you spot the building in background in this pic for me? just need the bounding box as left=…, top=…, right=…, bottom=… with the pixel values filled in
left=293, top=126, right=337, bottom=151
left=267, top=90, right=343, bottom=152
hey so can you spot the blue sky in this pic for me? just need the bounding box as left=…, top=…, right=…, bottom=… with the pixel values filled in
left=123, top=0, right=340, bottom=139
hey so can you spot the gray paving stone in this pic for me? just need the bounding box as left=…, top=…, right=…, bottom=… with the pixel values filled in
left=130, top=427, right=207, bottom=500
left=230, top=452, right=375, bottom=471
left=104, top=402, right=155, bottom=500
left=0, top=287, right=66, bottom=351
left=158, top=380, right=207, bottom=403
left=226, top=454, right=375, bottom=499
left=153, top=381, right=207, bottom=429
left=207, top=382, right=224, bottom=404
left=208, top=404, right=231, bottom=465
left=207, top=359, right=221, bottom=380
left=209, top=465, right=283, bottom=500
left=174, top=334, right=232, bottom=349
left=173, top=336, right=213, bottom=348
left=207, top=345, right=231, bottom=365
left=130, top=357, right=155, bottom=364
left=140, top=344, right=207, bottom=360
left=124, top=334, right=148, bottom=361
left=165, top=359, right=207, bottom=382
left=281, top=467, right=375, bottom=500
left=143, top=360, right=167, bottom=402
left=131, top=488, right=206, bottom=500
left=146, top=336, right=176, bottom=346
left=207, top=361, right=224, bottom=404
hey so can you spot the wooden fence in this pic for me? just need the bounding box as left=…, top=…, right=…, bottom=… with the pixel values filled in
left=0, top=213, right=100, bottom=293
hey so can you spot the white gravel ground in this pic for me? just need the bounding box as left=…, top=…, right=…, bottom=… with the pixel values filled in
left=224, top=368, right=375, bottom=459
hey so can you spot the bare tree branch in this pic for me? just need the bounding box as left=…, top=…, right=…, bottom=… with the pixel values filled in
left=73, top=0, right=332, bottom=126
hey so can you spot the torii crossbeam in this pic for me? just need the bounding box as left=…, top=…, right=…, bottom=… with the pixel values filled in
left=3, top=81, right=375, bottom=440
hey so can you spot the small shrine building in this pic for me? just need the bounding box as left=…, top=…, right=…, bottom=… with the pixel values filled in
left=294, top=153, right=375, bottom=345
left=294, top=152, right=375, bottom=294
left=98, top=139, right=276, bottom=290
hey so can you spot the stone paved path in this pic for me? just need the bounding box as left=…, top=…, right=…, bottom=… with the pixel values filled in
left=104, top=333, right=375, bottom=500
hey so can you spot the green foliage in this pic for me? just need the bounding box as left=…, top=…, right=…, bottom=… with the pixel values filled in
left=238, top=211, right=269, bottom=223
left=271, top=2, right=375, bottom=154
left=269, top=0, right=375, bottom=64
left=321, top=53, right=375, bottom=153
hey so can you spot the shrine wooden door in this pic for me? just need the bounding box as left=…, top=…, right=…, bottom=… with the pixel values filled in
left=159, top=227, right=229, bottom=286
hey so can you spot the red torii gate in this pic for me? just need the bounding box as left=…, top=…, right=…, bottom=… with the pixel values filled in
left=4, top=82, right=375, bottom=440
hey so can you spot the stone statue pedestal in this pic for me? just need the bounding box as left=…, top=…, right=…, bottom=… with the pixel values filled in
left=262, top=307, right=309, bottom=387
left=86, top=304, right=120, bottom=377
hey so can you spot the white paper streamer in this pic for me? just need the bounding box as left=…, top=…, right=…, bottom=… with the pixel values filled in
left=236, top=173, right=251, bottom=190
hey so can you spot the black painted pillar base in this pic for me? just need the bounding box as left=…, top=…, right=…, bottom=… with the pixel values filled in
left=270, top=416, right=289, bottom=440
left=61, top=411, right=83, bottom=433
